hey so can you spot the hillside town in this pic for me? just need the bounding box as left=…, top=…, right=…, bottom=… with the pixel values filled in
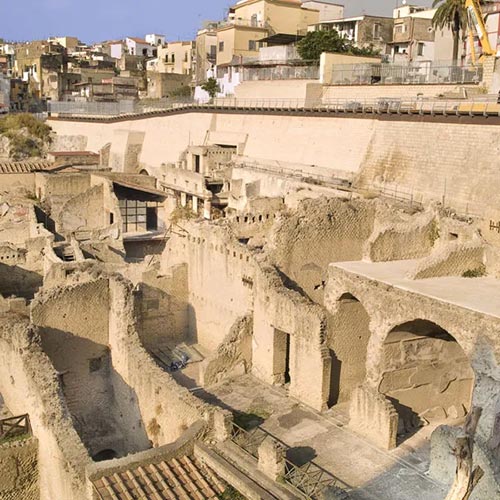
left=1, top=0, right=500, bottom=111
left=1, top=1, right=500, bottom=500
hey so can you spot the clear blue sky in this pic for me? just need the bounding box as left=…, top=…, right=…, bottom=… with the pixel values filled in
left=2, top=0, right=435, bottom=44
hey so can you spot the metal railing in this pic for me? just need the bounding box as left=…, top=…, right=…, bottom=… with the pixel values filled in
left=47, top=95, right=500, bottom=119
left=229, top=421, right=350, bottom=499
left=0, top=414, right=31, bottom=442
left=330, top=60, right=483, bottom=86
left=242, top=65, right=320, bottom=81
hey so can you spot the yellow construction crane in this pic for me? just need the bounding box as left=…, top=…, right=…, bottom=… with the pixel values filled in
left=465, top=0, right=496, bottom=64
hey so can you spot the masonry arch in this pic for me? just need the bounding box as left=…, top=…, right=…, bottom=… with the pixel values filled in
left=139, top=169, right=150, bottom=176
left=377, top=319, right=474, bottom=440
left=327, top=292, right=371, bottom=408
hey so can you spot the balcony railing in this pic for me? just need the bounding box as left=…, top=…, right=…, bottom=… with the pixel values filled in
left=330, top=60, right=483, bottom=86
left=0, top=414, right=31, bottom=442
left=47, top=95, right=500, bottom=120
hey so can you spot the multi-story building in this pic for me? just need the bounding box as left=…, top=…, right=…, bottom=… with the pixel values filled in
left=389, top=4, right=435, bottom=62
left=145, top=34, right=166, bottom=47
left=215, top=0, right=322, bottom=66
left=301, top=0, right=344, bottom=21
left=126, top=37, right=157, bottom=58
left=13, top=40, right=67, bottom=101
left=309, top=15, right=394, bottom=54
left=155, top=41, right=194, bottom=75
left=194, top=24, right=218, bottom=85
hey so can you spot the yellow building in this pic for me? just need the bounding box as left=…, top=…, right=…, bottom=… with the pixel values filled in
left=216, top=0, right=321, bottom=65
left=156, top=41, right=194, bottom=75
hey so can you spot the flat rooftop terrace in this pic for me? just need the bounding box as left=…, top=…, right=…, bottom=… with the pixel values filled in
left=332, top=259, right=500, bottom=319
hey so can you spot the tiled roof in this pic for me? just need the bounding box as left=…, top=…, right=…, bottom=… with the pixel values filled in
left=128, top=37, right=149, bottom=44
left=92, top=455, right=226, bottom=500
left=0, top=160, right=53, bottom=174
left=49, top=151, right=99, bottom=157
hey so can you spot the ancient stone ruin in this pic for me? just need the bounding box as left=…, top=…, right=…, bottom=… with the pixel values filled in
left=0, top=109, right=499, bottom=500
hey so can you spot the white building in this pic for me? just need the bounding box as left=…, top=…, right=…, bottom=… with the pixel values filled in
left=301, top=0, right=344, bottom=22
left=126, top=37, right=156, bottom=57
left=145, top=34, right=166, bottom=46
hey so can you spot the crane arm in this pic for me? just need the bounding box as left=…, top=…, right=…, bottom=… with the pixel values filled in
left=465, top=0, right=496, bottom=58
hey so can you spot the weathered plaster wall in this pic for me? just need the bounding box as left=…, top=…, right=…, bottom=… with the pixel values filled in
left=0, top=438, right=38, bottom=500
left=31, top=280, right=150, bottom=458
left=163, top=222, right=254, bottom=351
left=269, top=198, right=377, bottom=303
left=108, top=277, right=215, bottom=447
left=0, top=317, right=91, bottom=500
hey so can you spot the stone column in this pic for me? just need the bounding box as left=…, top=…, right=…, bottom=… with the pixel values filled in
left=213, top=409, right=233, bottom=443
left=192, top=195, right=198, bottom=214
left=349, top=385, right=399, bottom=450
left=258, top=438, right=285, bottom=481
left=180, top=192, right=187, bottom=208
left=203, top=199, right=211, bottom=220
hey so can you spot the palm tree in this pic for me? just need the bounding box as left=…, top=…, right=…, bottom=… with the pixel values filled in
left=432, top=0, right=467, bottom=63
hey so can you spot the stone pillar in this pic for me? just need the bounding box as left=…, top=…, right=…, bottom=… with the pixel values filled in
left=180, top=192, right=187, bottom=208
left=481, top=55, right=497, bottom=92
left=213, top=409, right=233, bottom=443
left=349, top=385, right=399, bottom=450
left=192, top=195, right=198, bottom=214
left=258, top=438, right=285, bottom=481
left=203, top=199, right=211, bottom=220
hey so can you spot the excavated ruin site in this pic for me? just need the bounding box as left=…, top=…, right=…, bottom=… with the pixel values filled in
left=0, top=109, right=499, bottom=500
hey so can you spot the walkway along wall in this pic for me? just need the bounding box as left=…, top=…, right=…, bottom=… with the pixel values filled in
left=48, top=111, right=500, bottom=219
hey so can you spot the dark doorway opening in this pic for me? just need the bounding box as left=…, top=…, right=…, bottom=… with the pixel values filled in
left=146, top=207, right=158, bottom=231
left=284, top=332, right=291, bottom=385
left=194, top=154, right=201, bottom=173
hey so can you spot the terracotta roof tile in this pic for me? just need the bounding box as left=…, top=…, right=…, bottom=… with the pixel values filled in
left=92, top=455, right=226, bottom=500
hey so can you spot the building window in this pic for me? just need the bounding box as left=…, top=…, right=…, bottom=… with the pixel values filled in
left=249, top=40, right=257, bottom=51
left=417, top=42, right=424, bottom=56
left=219, top=41, right=225, bottom=52
left=373, top=23, right=381, bottom=40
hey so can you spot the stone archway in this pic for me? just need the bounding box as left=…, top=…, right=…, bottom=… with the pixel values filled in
left=378, top=319, right=474, bottom=440
left=139, top=169, right=150, bottom=176
left=327, top=293, right=371, bottom=408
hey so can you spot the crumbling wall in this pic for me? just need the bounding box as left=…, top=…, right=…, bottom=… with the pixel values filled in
left=163, top=222, right=254, bottom=351
left=364, top=207, right=438, bottom=262
left=201, top=315, right=253, bottom=387
left=0, top=261, right=42, bottom=300
left=135, top=264, right=189, bottom=350
left=252, top=262, right=330, bottom=411
left=268, top=198, right=377, bottom=303
left=58, top=184, right=105, bottom=234
left=108, top=277, right=215, bottom=447
left=409, top=241, right=486, bottom=279
left=326, top=295, right=371, bottom=405
left=31, top=279, right=150, bottom=457
left=0, top=317, right=91, bottom=500
left=0, top=437, right=38, bottom=500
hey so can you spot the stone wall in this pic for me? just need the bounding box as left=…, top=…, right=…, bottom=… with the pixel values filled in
left=0, top=437, right=38, bottom=500
left=268, top=198, right=377, bottom=303
left=163, top=222, right=254, bottom=351
left=135, top=264, right=189, bottom=350
left=0, top=317, right=91, bottom=500
left=48, top=110, right=500, bottom=219
left=108, top=278, right=215, bottom=447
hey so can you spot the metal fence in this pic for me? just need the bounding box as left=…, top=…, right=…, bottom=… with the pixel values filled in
left=330, top=60, right=483, bottom=86
left=47, top=95, right=500, bottom=118
left=241, top=65, right=320, bottom=81
left=229, top=421, right=350, bottom=499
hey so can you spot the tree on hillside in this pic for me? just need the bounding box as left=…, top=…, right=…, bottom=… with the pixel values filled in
left=201, top=77, right=220, bottom=100
left=297, top=30, right=380, bottom=61
left=432, top=0, right=468, bottom=63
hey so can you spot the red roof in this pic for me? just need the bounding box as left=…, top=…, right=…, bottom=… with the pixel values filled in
left=128, top=37, right=149, bottom=44
left=50, top=151, right=99, bottom=157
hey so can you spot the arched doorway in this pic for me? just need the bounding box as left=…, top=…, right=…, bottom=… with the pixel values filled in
left=139, top=169, right=149, bottom=176
left=327, top=293, right=371, bottom=407
left=379, top=320, right=474, bottom=440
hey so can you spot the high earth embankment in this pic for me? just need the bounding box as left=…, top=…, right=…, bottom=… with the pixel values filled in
left=48, top=110, right=500, bottom=217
